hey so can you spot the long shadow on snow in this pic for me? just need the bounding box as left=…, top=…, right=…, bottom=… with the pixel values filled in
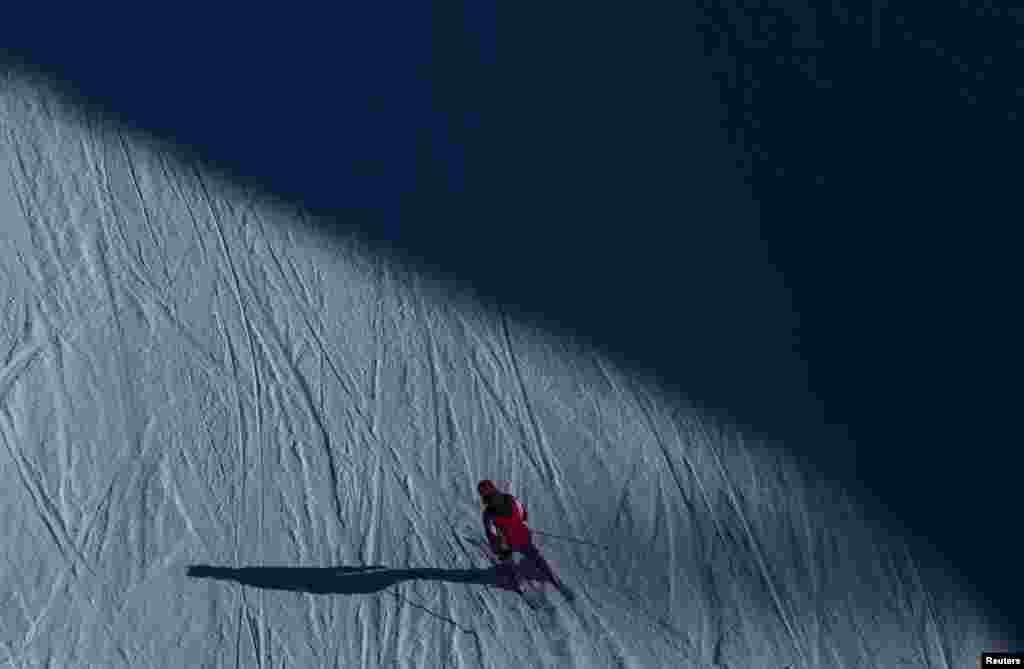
left=186, top=564, right=513, bottom=595
left=6, top=4, right=1021, bottom=638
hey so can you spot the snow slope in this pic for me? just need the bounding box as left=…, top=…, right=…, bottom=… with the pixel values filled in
left=0, top=69, right=1008, bottom=668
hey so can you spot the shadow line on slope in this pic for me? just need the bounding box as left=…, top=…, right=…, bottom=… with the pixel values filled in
left=186, top=564, right=513, bottom=595
left=5, top=6, right=1021, bottom=639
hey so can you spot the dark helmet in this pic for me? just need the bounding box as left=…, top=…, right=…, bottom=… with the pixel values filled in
left=477, top=479, right=498, bottom=498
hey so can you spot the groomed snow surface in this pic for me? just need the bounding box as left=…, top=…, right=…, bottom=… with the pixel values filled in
left=0, top=71, right=1007, bottom=668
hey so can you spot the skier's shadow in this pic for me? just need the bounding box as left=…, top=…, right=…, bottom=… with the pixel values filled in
left=187, top=564, right=516, bottom=595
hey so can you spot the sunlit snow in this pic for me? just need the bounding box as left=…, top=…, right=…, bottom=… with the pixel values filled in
left=0, top=69, right=1005, bottom=668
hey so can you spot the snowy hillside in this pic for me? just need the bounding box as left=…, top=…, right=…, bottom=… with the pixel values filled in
left=0, top=69, right=1007, bottom=668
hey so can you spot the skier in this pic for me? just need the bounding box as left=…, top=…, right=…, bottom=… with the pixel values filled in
left=478, top=480, right=560, bottom=590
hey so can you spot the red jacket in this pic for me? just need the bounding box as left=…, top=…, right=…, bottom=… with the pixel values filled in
left=482, top=493, right=531, bottom=550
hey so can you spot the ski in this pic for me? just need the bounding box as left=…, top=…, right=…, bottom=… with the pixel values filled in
left=460, top=532, right=564, bottom=608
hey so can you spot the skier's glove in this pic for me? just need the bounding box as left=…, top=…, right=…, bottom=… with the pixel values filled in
left=496, top=547, right=513, bottom=562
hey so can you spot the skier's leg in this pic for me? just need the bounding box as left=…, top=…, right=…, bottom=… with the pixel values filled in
left=523, top=543, right=575, bottom=600
left=496, top=561, right=522, bottom=592
left=523, top=543, right=559, bottom=585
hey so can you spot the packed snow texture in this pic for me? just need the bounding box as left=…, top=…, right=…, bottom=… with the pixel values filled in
left=0, top=70, right=1006, bottom=668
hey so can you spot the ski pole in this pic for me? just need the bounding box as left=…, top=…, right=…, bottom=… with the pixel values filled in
left=533, top=530, right=611, bottom=550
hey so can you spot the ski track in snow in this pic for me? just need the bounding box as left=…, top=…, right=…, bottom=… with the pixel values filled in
left=0, top=70, right=1009, bottom=668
